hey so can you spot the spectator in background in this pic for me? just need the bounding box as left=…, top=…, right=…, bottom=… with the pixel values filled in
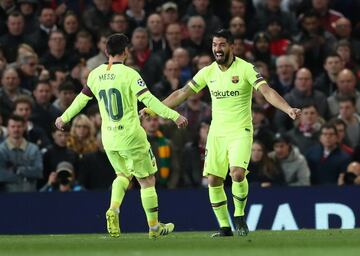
left=29, top=7, right=57, bottom=56
left=61, top=11, right=81, bottom=52
left=52, top=80, right=77, bottom=113
left=182, top=16, right=211, bottom=58
left=0, top=11, right=34, bottom=63
left=252, top=105, right=275, bottom=151
left=294, top=10, right=336, bottom=76
left=147, top=13, right=167, bottom=53
left=182, top=117, right=210, bottom=187
left=232, top=35, right=247, bottom=60
left=82, top=0, right=113, bottom=37
left=87, top=32, right=107, bottom=71
left=274, top=68, right=328, bottom=133
left=141, top=115, right=180, bottom=189
left=153, top=59, right=181, bottom=100
left=31, top=80, right=62, bottom=138
left=247, top=32, right=275, bottom=70
left=330, top=118, right=353, bottom=155
left=311, top=0, right=343, bottom=34
left=41, top=125, right=78, bottom=188
left=67, top=114, right=97, bottom=157
left=13, top=95, right=50, bottom=149
left=269, top=55, right=296, bottom=96
left=327, top=69, right=360, bottom=117
left=287, top=43, right=304, bottom=69
left=266, top=17, right=290, bottom=57
left=48, top=67, right=67, bottom=100
left=16, top=52, right=39, bottom=92
left=314, top=53, right=344, bottom=97
left=18, top=0, right=39, bottom=35
left=86, top=104, right=101, bottom=134
left=40, top=161, right=84, bottom=192
left=333, top=17, right=360, bottom=63
left=109, top=13, right=130, bottom=37
left=125, top=0, right=146, bottom=34
left=247, top=140, right=283, bottom=187
left=339, top=161, right=360, bottom=185
left=0, top=112, right=7, bottom=143
left=131, top=27, right=163, bottom=86
left=161, top=23, right=183, bottom=61
left=159, top=2, right=179, bottom=28
left=0, top=67, right=31, bottom=123
left=229, top=16, right=247, bottom=39
left=78, top=133, right=115, bottom=190
left=287, top=104, right=322, bottom=154
left=0, top=114, right=42, bottom=192
left=40, top=30, right=79, bottom=72
left=306, top=123, right=351, bottom=185
left=73, top=30, right=95, bottom=62
left=337, top=96, right=360, bottom=148
left=0, top=0, right=16, bottom=35
left=172, top=47, right=192, bottom=86
left=183, top=0, right=222, bottom=37
left=335, top=40, right=359, bottom=75
left=269, top=133, right=311, bottom=186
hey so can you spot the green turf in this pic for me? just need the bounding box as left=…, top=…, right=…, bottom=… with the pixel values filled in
left=0, top=229, right=359, bottom=256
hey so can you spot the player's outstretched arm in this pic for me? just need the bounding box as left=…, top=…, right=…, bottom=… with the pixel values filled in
left=55, top=92, right=92, bottom=130
left=258, top=83, right=301, bottom=120
left=163, top=83, right=196, bottom=109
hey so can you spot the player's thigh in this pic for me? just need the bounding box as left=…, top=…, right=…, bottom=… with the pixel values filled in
left=104, top=150, right=130, bottom=177
left=203, top=135, right=229, bottom=179
left=228, top=134, right=253, bottom=170
left=123, top=147, right=157, bottom=178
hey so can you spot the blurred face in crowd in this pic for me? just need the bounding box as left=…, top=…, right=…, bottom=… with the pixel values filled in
left=196, top=54, right=212, bottom=70
left=193, top=0, right=209, bottom=14
left=128, top=0, right=145, bottom=12
left=336, top=45, right=351, bottom=63
left=7, top=119, right=25, bottom=140
left=40, top=8, right=56, bottom=28
left=147, top=13, right=164, bottom=36
left=59, top=89, right=76, bottom=108
left=288, top=44, right=304, bottom=68
left=231, top=0, right=246, bottom=18
left=252, top=110, right=265, bottom=126
left=165, top=23, right=182, bottom=47
left=335, top=18, right=352, bottom=38
left=21, top=55, right=38, bottom=76
left=49, top=32, right=66, bottom=53
left=33, top=82, right=52, bottom=105
left=274, top=141, right=290, bottom=159
left=302, top=16, right=319, bottom=34
left=255, top=37, right=269, bottom=53
left=1, top=68, right=20, bottom=93
left=20, top=3, right=34, bottom=16
left=276, top=56, right=295, bottom=82
left=212, top=36, right=232, bottom=65
left=14, top=102, right=32, bottom=121
left=131, top=30, right=148, bottom=51
left=324, top=56, right=343, bottom=76
left=73, top=120, right=91, bottom=139
left=94, top=0, right=112, bottom=12
left=229, top=17, right=246, bottom=37
left=142, top=116, right=159, bottom=135
left=161, top=6, right=178, bottom=25
left=52, top=130, right=69, bottom=147
left=75, top=36, right=92, bottom=53
left=266, top=0, right=281, bottom=10
left=173, top=48, right=190, bottom=67
left=97, top=36, right=107, bottom=54
left=110, top=14, right=128, bottom=33
left=312, top=0, right=329, bottom=10
left=339, top=100, right=356, bottom=120
left=255, top=62, right=270, bottom=80
left=63, top=14, right=79, bottom=34
left=164, top=59, right=180, bottom=80
left=320, top=127, right=338, bottom=149
left=7, top=15, right=24, bottom=36
left=336, top=70, right=356, bottom=94
left=335, top=123, right=346, bottom=143
left=300, top=105, right=318, bottom=126
left=50, top=70, right=67, bottom=97
left=267, top=21, right=282, bottom=38
left=251, top=142, right=264, bottom=162
left=295, top=68, right=313, bottom=93
left=187, top=16, right=205, bottom=41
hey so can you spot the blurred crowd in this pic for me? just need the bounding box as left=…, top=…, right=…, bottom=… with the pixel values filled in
left=1, top=0, right=360, bottom=193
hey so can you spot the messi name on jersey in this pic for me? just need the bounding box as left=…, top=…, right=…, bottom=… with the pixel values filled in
left=99, top=73, right=116, bottom=81
left=211, top=89, right=240, bottom=99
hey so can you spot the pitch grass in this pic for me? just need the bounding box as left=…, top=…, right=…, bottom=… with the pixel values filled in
left=0, top=229, right=360, bottom=256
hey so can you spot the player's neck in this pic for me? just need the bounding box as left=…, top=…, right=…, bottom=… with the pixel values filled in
left=109, top=56, right=124, bottom=64
left=218, top=53, right=235, bottom=72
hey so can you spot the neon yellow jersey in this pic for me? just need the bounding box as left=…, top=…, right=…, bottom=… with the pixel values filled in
left=189, top=57, right=267, bottom=136
left=86, top=62, right=150, bottom=150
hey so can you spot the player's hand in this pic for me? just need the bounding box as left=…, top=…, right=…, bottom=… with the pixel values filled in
left=175, top=115, right=188, bottom=128
left=55, top=117, right=66, bottom=130
left=139, top=108, right=156, bottom=119
left=288, top=108, right=301, bottom=120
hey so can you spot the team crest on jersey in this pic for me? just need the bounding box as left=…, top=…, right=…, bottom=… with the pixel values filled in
left=137, top=78, right=146, bottom=87
left=232, top=76, right=239, bottom=83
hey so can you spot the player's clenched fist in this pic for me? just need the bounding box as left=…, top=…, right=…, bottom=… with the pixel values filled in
left=288, top=108, right=302, bottom=120
left=175, top=115, right=188, bottom=128
left=55, top=117, right=65, bottom=130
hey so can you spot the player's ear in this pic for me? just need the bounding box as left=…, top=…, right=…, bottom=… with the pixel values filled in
left=105, top=48, right=109, bottom=58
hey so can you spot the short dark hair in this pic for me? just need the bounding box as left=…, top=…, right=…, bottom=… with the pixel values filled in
left=329, top=118, right=347, bottom=129
left=320, top=123, right=337, bottom=135
left=58, top=80, right=76, bottom=92
left=338, top=95, right=356, bottom=106
left=8, top=114, right=25, bottom=124
left=106, top=33, right=129, bottom=56
left=324, top=52, right=342, bottom=63
left=212, top=29, right=234, bottom=44
left=14, top=95, right=34, bottom=109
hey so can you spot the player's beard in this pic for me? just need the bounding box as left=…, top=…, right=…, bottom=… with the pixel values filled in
left=214, top=50, right=230, bottom=65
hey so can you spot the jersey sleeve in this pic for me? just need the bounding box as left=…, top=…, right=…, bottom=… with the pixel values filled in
left=129, top=70, right=150, bottom=101
left=189, top=67, right=208, bottom=93
left=245, top=63, right=267, bottom=90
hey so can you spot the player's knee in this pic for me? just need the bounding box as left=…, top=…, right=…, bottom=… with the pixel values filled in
left=207, top=175, right=224, bottom=187
left=231, top=168, right=245, bottom=182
